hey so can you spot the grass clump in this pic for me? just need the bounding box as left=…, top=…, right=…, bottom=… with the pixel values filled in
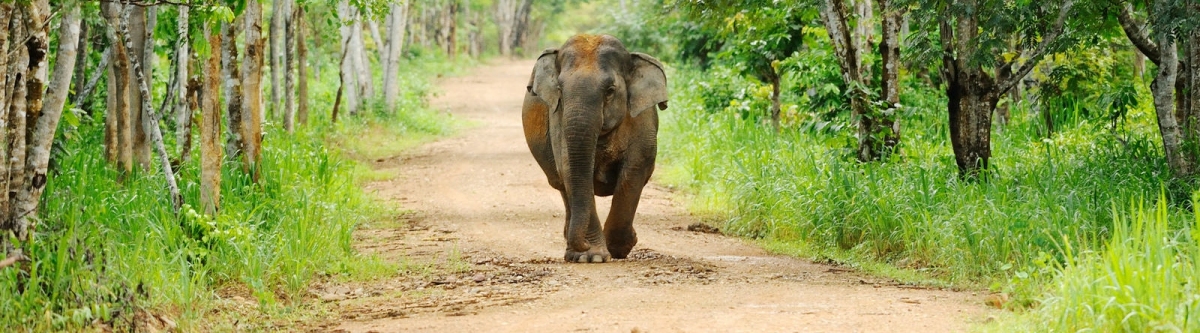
left=991, top=193, right=1200, bottom=331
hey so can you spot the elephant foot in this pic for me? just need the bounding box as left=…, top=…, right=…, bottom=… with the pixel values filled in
left=606, top=228, right=638, bottom=259
left=564, top=248, right=611, bottom=263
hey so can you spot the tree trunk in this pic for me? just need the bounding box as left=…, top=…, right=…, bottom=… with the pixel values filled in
left=1151, top=34, right=1190, bottom=177
left=296, top=6, right=308, bottom=126
left=70, top=19, right=88, bottom=104
left=201, top=24, right=222, bottom=215
left=878, top=0, right=901, bottom=152
left=494, top=0, right=516, bottom=57
left=284, top=8, right=296, bottom=132
left=338, top=1, right=360, bottom=114
left=243, top=0, right=265, bottom=180
left=222, top=19, right=244, bottom=158
left=353, top=18, right=373, bottom=101
left=769, top=74, right=781, bottom=131
left=384, top=1, right=410, bottom=111
left=7, top=0, right=62, bottom=249
left=512, top=0, right=533, bottom=56
left=941, top=16, right=997, bottom=179
left=120, top=5, right=183, bottom=211
left=271, top=0, right=290, bottom=120
left=129, top=6, right=151, bottom=171
left=75, top=48, right=110, bottom=110
left=821, top=0, right=877, bottom=161
left=102, top=2, right=134, bottom=174
left=174, top=6, right=191, bottom=163
left=369, top=19, right=387, bottom=64
left=446, top=1, right=458, bottom=59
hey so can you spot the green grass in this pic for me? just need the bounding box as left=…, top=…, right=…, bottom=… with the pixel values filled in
left=0, top=47, right=464, bottom=331
left=657, top=64, right=1188, bottom=307
left=987, top=193, right=1200, bottom=332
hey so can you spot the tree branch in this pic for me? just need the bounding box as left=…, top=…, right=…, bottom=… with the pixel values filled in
left=1115, top=1, right=1161, bottom=65
left=998, top=0, right=1075, bottom=95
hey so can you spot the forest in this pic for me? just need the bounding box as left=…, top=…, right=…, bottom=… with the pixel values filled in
left=0, top=0, right=1196, bottom=331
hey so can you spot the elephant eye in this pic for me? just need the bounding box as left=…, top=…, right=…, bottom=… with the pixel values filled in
left=606, top=86, right=617, bottom=96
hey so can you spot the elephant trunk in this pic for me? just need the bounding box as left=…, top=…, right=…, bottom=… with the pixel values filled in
left=560, top=95, right=601, bottom=252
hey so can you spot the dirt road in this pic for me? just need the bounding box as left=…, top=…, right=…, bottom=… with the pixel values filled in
left=328, top=60, right=992, bottom=332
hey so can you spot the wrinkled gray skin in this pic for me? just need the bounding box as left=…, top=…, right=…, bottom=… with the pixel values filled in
left=522, top=35, right=669, bottom=263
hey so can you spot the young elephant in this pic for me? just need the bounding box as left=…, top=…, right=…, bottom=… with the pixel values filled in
left=522, top=34, right=668, bottom=263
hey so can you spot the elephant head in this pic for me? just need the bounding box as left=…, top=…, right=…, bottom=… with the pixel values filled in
left=526, top=35, right=668, bottom=260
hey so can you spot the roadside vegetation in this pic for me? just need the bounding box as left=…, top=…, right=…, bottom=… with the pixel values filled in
left=589, top=0, right=1200, bottom=331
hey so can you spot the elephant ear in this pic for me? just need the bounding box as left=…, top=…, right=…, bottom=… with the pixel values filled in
left=627, top=52, right=669, bottom=118
left=528, top=48, right=561, bottom=114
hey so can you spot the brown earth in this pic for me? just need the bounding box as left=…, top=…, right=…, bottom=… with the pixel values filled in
left=325, top=60, right=994, bottom=332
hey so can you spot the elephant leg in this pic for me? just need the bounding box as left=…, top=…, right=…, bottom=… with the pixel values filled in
left=561, top=191, right=609, bottom=263
left=604, top=171, right=649, bottom=259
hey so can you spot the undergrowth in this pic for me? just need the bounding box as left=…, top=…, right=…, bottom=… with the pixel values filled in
left=658, top=64, right=1189, bottom=310
left=0, top=48, right=463, bottom=331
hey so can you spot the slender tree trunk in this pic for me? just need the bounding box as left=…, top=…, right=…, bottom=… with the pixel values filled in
left=270, top=0, right=289, bottom=120
left=296, top=6, right=309, bottom=126
left=1151, top=35, right=1189, bottom=177
left=821, top=0, right=876, bottom=161
left=769, top=74, right=781, bottom=131
left=222, top=19, right=244, bottom=158
left=175, top=6, right=191, bottom=163
left=120, top=6, right=182, bottom=211
left=877, top=0, right=902, bottom=152
left=512, top=0, right=533, bottom=56
left=338, top=1, right=360, bottom=114
left=494, top=0, right=515, bottom=57
left=369, top=19, right=387, bottom=63
left=70, top=20, right=88, bottom=104
left=75, top=48, right=111, bottom=113
left=353, top=18, right=373, bottom=100
left=243, top=0, right=265, bottom=180
left=384, top=0, right=410, bottom=111
left=129, top=6, right=150, bottom=171
left=200, top=25, right=222, bottom=215
left=284, top=9, right=296, bottom=132
left=102, top=2, right=134, bottom=174
left=445, top=1, right=458, bottom=59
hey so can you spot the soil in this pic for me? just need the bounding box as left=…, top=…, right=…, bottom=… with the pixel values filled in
left=323, top=60, right=995, bottom=332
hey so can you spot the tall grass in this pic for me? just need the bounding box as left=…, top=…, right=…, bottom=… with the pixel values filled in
left=0, top=47, right=461, bottom=330
left=658, top=65, right=1184, bottom=303
left=995, top=193, right=1200, bottom=331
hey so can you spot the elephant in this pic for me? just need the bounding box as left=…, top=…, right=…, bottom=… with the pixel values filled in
left=522, top=34, right=669, bottom=263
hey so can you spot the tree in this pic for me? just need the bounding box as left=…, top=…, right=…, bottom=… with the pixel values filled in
left=101, top=2, right=135, bottom=175
left=908, top=0, right=1076, bottom=178
left=119, top=4, right=183, bottom=211
left=3, top=1, right=82, bottom=254
left=1114, top=0, right=1199, bottom=179
left=201, top=23, right=222, bottom=215
left=295, top=5, right=309, bottom=126
left=820, top=0, right=904, bottom=161
left=244, top=0, right=266, bottom=179
left=384, top=0, right=410, bottom=110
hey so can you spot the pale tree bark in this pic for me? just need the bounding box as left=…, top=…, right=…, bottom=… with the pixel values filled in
left=369, top=19, right=387, bottom=63
left=296, top=6, right=309, bottom=126
left=494, top=0, right=516, bottom=57
left=384, top=0, right=410, bottom=110
left=174, top=6, right=191, bottom=163
left=1, top=8, right=29, bottom=252
left=338, top=1, right=360, bottom=114
left=352, top=17, right=373, bottom=100
left=221, top=19, right=244, bottom=158
left=243, top=0, right=265, bottom=180
left=271, top=0, right=290, bottom=119
left=5, top=0, right=57, bottom=251
left=119, top=5, right=182, bottom=211
left=852, top=0, right=873, bottom=72
left=129, top=6, right=150, bottom=171
left=102, top=2, right=134, bottom=174
left=71, top=19, right=88, bottom=104
left=511, top=0, right=533, bottom=56
left=201, top=25, right=222, bottom=215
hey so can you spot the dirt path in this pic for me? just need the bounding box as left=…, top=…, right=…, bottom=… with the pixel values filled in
left=328, top=60, right=993, bottom=332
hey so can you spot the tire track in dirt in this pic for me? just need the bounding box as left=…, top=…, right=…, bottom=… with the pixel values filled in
left=327, top=60, right=994, bottom=332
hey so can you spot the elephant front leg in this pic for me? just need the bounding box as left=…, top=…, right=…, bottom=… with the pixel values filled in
left=561, top=191, right=610, bottom=263
left=604, top=172, right=649, bottom=259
